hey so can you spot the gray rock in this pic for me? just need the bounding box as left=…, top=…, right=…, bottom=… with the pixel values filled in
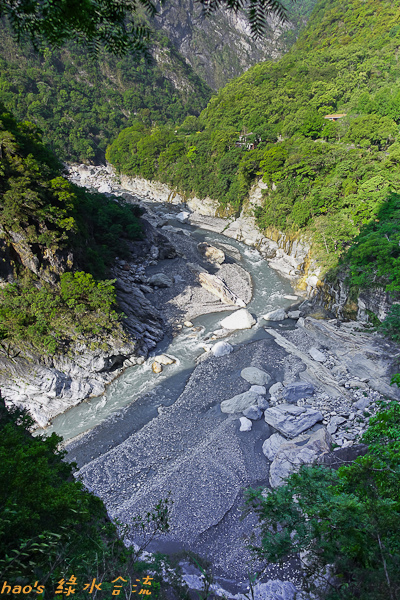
left=348, top=379, right=368, bottom=390
left=251, top=580, right=299, bottom=600
left=269, top=428, right=332, bottom=488
left=330, top=416, right=346, bottom=427
left=153, top=354, right=176, bottom=365
left=287, top=310, right=300, bottom=319
left=262, top=308, right=287, bottom=321
left=148, top=273, right=174, bottom=288
left=353, top=397, right=370, bottom=411
left=239, top=416, right=252, bottom=432
left=197, top=242, right=225, bottom=265
left=250, top=385, right=266, bottom=395
left=262, top=432, right=287, bottom=461
left=264, top=404, right=323, bottom=438
left=241, top=367, right=271, bottom=386
left=282, top=382, right=315, bottom=403
left=327, top=423, right=337, bottom=434
left=309, top=347, right=327, bottom=362
left=268, top=382, right=283, bottom=398
left=220, top=390, right=261, bottom=413
left=220, top=308, right=256, bottom=330
left=257, top=397, right=270, bottom=410
left=243, top=405, right=262, bottom=420
left=211, top=341, right=234, bottom=357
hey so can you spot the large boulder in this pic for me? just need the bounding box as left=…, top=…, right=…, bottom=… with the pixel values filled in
left=220, top=390, right=261, bottom=413
left=262, top=433, right=287, bottom=461
left=211, top=341, right=233, bottom=357
left=197, top=242, right=225, bottom=265
left=153, top=354, right=176, bottom=365
left=269, top=427, right=332, bottom=488
left=243, top=405, right=262, bottom=420
left=251, top=580, right=299, bottom=600
left=264, top=404, right=323, bottom=438
left=188, top=263, right=246, bottom=307
left=241, top=367, right=271, bottom=386
left=282, top=382, right=315, bottom=403
left=148, top=273, right=174, bottom=288
left=220, top=309, right=256, bottom=330
left=262, top=308, right=287, bottom=321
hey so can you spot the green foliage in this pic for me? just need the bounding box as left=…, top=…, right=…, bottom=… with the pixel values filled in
left=0, top=107, right=143, bottom=354
left=0, top=0, right=155, bottom=57
left=0, top=272, right=121, bottom=355
left=107, top=0, right=400, bottom=263
left=244, top=401, right=400, bottom=599
left=0, top=394, right=172, bottom=598
left=0, top=24, right=212, bottom=163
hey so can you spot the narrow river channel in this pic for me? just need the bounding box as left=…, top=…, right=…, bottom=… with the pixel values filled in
left=42, top=204, right=297, bottom=442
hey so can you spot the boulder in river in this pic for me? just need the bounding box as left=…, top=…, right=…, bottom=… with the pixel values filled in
left=153, top=354, right=176, bottom=365
left=197, top=242, right=225, bottom=265
left=262, top=308, right=287, bottom=321
left=152, top=361, right=163, bottom=374
left=241, top=366, right=271, bottom=386
left=211, top=341, right=234, bottom=357
left=220, top=308, right=256, bottom=330
left=264, top=404, right=323, bottom=438
left=221, top=390, right=261, bottom=413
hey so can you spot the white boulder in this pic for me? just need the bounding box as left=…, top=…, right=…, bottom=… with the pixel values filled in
left=211, top=341, right=234, bottom=357
left=263, top=308, right=287, bottom=321
left=239, top=417, right=252, bottom=432
left=220, top=309, right=256, bottom=330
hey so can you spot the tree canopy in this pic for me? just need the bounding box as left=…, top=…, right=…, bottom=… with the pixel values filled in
left=0, top=0, right=295, bottom=56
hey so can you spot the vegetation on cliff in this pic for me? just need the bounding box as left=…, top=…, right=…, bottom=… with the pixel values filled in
left=0, top=24, right=212, bottom=163
left=0, top=105, right=143, bottom=355
left=106, top=0, right=400, bottom=323
left=245, top=400, right=400, bottom=600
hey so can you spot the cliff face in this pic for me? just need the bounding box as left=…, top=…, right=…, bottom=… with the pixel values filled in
left=154, top=0, right=317, bottom=89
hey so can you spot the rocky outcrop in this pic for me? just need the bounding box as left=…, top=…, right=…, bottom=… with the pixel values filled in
left=154, top=0, right=315, bottom=90
left=268, top=427, right=332, bottom=488
left=0, top=217, right=176, bottom=426
left=188, top=263, right=247, bottom=307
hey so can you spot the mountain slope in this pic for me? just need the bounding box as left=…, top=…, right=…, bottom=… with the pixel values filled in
left=154, top=0, right=318, bottom=89
left=0, top=25, right=212, bottom=163
left=107, top=0, right=400, bottom=328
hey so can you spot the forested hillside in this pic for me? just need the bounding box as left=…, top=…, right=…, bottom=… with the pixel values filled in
left=0, top=23, right=212, bottom=163
left=0, top=105, right=144, bottom=356
left=107, top=0, right=400, bottom=328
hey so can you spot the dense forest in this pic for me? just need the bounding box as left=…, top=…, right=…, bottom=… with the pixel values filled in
left=0, top=22, right=212, bottom=163
left=0, top=105, right=145, bottom=355
left=107, top=0, right=400, bottom=331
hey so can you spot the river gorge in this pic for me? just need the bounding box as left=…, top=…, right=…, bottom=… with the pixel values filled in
left=5, top=166, right=400, bottom=598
